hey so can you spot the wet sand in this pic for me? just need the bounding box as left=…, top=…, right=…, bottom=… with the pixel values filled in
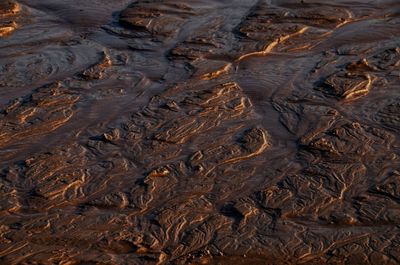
left=1, top=0, right=400, bottom=264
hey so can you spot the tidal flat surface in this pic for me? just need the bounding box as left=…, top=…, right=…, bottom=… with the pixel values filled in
left=1, top=0, right=400, bottom=264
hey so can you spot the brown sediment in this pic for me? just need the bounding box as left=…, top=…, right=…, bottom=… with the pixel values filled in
left=1, top=0, right=400, bottom=264
left=0, top=21, right=17, bottom=37
left=0, top=1, right=20, bottom=18
left=79, top=51, right=112, bottom=80
left=318, top=72, right=373, bottom=101
left=0, top=83, right=79, bottom=147
left=0, top=1, right=19, bottom=37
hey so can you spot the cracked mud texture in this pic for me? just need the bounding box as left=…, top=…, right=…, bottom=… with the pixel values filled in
left=1, top=0, right=400, bottom=264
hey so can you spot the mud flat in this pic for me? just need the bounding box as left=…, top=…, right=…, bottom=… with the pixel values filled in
left=1, top=0, right=400, bottom=264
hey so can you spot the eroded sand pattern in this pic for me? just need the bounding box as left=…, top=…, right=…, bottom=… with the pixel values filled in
left=1, top=0, right=400, bottom=264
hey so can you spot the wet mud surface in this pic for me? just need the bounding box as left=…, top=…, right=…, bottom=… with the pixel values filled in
left=1, top=0, right=400, bottom=264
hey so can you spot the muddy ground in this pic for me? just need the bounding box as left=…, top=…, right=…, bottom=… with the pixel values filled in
left=0, top=0, right=400, bottom=264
